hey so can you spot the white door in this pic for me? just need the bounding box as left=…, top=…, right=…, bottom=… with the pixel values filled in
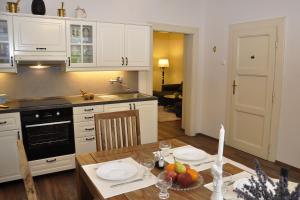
left=0, top=15, right=16, bottom=72
left=135, top=101, right=158, bottom=144
left=13, top=16, right=66, bottom=52
left=0, top=130, right=21, bottom=183
left=66, top=20, right=97, bottom=68
left=97, top=23, right=125, bottom=67
left=228, top=22, right=277, bottom=159
left=125, top=25, right=150, bottom=67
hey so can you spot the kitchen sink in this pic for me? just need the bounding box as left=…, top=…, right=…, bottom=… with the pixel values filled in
left=97, top=93, right=148, bottom=101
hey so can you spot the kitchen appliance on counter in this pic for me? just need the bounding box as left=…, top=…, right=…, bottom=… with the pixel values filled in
left=20, top=105, right=75, bottom=161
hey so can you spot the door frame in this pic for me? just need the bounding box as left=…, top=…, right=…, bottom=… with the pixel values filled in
left=139, top=23, right=200, bottom=136
left=225, top=17, right=285, bottom=161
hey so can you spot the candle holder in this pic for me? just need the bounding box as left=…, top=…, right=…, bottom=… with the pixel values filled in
left=211, top=162, right=224, bottom=200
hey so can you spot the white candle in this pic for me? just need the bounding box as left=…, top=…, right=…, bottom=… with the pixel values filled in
left=217, top=124, right=225, bottom=164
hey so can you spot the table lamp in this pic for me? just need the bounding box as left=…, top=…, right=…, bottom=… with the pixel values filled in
left=158, top=58, right=169, bottom=85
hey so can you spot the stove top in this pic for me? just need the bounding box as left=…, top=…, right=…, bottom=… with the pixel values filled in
left=18, top=97, right=71, bottom=108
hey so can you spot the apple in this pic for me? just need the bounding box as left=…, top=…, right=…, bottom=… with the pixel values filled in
left=166, top=170, right=178, bottom=182
left=175, top=161, right=186, bottom=174
left=177, top=173, right=193, bottom=188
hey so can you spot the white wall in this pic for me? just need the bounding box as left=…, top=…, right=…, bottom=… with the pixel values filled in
left=201, top=0, right=300, bottom=168
left=0, top=0, right=204, bottom=27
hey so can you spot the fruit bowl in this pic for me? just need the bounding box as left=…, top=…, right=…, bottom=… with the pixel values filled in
left=164, top=161, right=205, bottom=191
left=171, top=175, right=204, bottom=191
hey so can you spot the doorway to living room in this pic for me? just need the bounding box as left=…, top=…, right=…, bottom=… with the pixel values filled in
left=152, top=31, right=185, bottom=138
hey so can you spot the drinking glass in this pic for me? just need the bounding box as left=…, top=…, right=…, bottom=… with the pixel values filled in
left=140, top=158, right=155, bottom=177
left=159, top=141, right=172, bottom=157
left=156, top=171, right=173, bottom=199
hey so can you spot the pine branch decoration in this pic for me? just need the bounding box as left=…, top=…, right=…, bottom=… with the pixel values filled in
left=234, top=159, right=300, bottom=200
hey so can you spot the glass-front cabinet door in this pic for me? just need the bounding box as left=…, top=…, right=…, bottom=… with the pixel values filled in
left=0, top=15, right=15, bottom=72
left=66, top=21, right=97, bottom=70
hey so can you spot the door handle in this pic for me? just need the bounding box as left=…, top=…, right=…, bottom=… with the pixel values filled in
left=232, top=80, right=238, bottom=95
left=36, top=48, right=47, bottom=51
left=68, top=57, right=71, bottom=66
left=125, top=57, right=128, bottom=66
left=10, top=56, right=14, bottom=67
left=85, top=137, right=95, bottom=141
left=122, top=57, right=124, bottom=66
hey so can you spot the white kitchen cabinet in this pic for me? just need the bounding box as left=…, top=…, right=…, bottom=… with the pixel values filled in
left=0, top=15, right=16, bottom=73
left=97, top=23, right=125, bottom=67
left=73, top=105, right=103, bottom=154
left=134, top=101, right=158, bottom=144
left=125, top=25, right=150, bottom=67
left=103, top=100, right=158, bottom=144
left=13, top=16, right=66, bottom=52
left=66, top=20, right=97, bottom=70
left=0, top=112, right=22, bottom=183
left=97, top=23, right=150, bottom=68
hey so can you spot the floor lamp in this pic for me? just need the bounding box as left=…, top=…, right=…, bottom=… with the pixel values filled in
left=158, top=58, right=169, bottom=86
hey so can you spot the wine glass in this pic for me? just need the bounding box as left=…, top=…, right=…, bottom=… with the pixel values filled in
left=159, top=141, right=172, bottom=157
left=140, top=158, right=155, bottom=177
left=156, top=171, right=173, bottom=199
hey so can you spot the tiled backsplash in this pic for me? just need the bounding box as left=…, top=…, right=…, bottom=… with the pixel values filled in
left=0, top=66, right=138, bottom=100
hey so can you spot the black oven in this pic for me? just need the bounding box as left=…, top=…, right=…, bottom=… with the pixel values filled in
left=21, top=107, right=75, bottom=161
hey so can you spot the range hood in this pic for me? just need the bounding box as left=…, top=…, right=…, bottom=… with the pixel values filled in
left=14, top=51, right=67, bottom=67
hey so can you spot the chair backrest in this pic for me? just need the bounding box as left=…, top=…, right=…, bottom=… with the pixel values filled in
left=17, top=139, right=38, bottom=200
left=94, top=110, right=141, bottom=151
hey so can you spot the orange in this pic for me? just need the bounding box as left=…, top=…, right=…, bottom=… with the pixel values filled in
left=187, top=169, right=199, bottom=182
left=165, top=164, right=175, bottom=172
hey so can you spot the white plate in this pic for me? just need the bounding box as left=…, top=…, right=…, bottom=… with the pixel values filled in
left=96, top=162, right=138, bottom=181
left=233, top=177, right=275, bottom=193
left=173, top=147, right=208, bottom=161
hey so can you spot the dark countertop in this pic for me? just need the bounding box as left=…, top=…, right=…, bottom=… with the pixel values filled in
left=0, top=92, right=157, bottom=114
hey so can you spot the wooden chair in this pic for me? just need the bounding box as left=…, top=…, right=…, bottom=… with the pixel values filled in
left=94, top=110, right=141, bottom=151
left=16, top=138, right=38, bottom=200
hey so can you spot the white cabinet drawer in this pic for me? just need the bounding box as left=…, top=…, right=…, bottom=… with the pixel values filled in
left=29, top=154, right=75, bottom=177
left=73, top=105, right=104, bottom=115
left=73, top=113, right=96, bottom=123
left=75, top=136, right=96, bottom=154
left=0, top=113, right=21, bottom=132
left=74, top=121, right=95, bottom=138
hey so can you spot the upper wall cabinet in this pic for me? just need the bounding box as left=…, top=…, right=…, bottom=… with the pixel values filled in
left=13, top=16, right=66, bottom=52
left=66, top=20, right=97, bottom=70
left=97, top=23, right=150, bottom=68
left=0, top=15, right=16, bottom=73
left=125, top=25, right=150, bottom=67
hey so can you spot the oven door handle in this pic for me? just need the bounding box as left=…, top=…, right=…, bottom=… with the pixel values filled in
left=25, top=120, right=71, bottom=128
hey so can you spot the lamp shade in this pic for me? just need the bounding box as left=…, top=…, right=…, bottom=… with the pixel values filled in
left=158, top=58, right=169, bottom=68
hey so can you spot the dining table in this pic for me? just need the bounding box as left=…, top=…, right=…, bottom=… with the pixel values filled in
left=76, top=139, right=245, bottom=200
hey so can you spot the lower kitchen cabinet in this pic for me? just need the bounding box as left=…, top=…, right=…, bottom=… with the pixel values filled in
left=29, top=154, right=75, bottom=177
left=0, top=129, right=21, bottom=183
left=104, top=100, right=158, bottom=144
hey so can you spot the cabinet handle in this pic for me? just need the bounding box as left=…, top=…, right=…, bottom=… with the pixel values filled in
left=84, top=116, right=94, bottom=120
left=46, top=158, right=57, bottom=163
left=36, top=48, right=47, bottom=51
left=125, top=57, right=128, bottom=66
left=17, top=131, right=20, bottom=139
left=122, top=57, right=124, bottom=66
left=68, top=57, right=71, bottom=66
left=0, top=121, right=7, bottom=125
left=10, top=56, right=14, bottom=67
left=84, top=108, right=94, bottom=112
left=133, top=103, right=136, bottom=110
left=85, top=137, right=95, bottom=141
left=129, top=104, right=132, bottom=110
left=85, top=127, right=95, bottom=131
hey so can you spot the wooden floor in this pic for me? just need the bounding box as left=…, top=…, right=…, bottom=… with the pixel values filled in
left=0, top=120, right=299, bottom=200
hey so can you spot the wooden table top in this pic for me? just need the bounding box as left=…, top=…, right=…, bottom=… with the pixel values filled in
left=76, top=139, right=244, bottom=200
